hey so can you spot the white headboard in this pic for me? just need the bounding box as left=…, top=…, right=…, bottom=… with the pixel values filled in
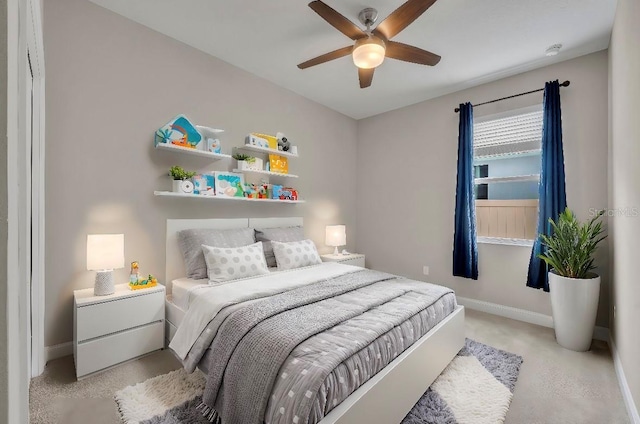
left=165, top=217, right=304, bottom=291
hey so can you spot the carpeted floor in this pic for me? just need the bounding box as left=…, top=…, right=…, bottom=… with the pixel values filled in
left=29, top=309, right=630, bottom=424
left=114, top=339, right=522, bottom=424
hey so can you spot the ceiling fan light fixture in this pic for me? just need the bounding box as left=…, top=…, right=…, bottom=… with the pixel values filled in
left=545, top=44, right=562, bottom=56
left=352, top=36, right=386, bottom=69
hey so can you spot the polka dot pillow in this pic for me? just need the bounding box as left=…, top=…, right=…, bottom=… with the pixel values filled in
left=271, top=239, right=322, bottom=270
left=201, top=241, right=269, bottom=284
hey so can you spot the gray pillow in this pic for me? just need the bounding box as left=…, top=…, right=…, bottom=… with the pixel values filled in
left=255, top=226, right=305, bottom=268
left=272, top=239, right=322, bottom=270
left=178, top=228, right=255, bottom=279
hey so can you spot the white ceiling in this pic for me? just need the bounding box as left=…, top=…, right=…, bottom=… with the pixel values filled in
left=89, top=0, right=616, bottom=119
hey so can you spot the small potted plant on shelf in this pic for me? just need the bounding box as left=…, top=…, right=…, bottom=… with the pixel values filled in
left=232, top=153, right=261, bottom=171
left=169, top=165, right=196, bottom=193
left=538, top=208, right=606, bottom=352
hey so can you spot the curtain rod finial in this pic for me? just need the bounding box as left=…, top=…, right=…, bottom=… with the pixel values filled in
left=560, top=80, right=570, bottom=87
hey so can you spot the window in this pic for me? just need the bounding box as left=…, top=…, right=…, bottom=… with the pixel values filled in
left=474, top=164, right=488, bottom=200
left=473, top=107, right=542, bottom=244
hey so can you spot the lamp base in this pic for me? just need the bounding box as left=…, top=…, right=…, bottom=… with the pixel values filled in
left=333, top=246, right=340, bottom=256
left=94, top=270, right=115, bottom=296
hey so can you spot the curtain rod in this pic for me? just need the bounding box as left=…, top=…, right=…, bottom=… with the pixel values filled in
left=454, top=80, right=570, bottom=113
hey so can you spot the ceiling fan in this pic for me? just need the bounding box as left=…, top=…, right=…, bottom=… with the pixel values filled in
left=298, top=0, right=441, bottom=89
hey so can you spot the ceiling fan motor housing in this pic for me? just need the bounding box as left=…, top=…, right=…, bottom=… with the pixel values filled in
left=358, top=8, right=379, bottom=29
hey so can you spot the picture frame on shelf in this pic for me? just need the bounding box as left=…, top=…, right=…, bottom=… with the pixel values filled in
left=269, top=154, right=288, bottom=174
left=196, top=125, right=223, bottom=154
left=245, top=134, right=270, bottom=149
left=193, top=174, right=215, bottom=196
left=155, top=114, right=202, bottom=149
left=214, top=172, right=245, bottom=198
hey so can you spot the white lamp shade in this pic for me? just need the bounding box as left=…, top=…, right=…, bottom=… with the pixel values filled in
left=325, top=225, right=346, bottom=247
left=352, top=36, right=386, bottom=69
left=86, top=234, right=125, bottom=271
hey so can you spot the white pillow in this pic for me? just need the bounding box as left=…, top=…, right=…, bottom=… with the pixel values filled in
left=271, top=239, right=322, bottom=270
left=202, top=241, right=269, bottom=284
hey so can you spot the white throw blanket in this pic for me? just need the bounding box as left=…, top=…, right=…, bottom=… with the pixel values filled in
left=169, top=262, right=359, bottom=359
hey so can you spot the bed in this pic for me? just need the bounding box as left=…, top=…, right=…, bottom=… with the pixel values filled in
left=164, top=217, right=465, bottom=424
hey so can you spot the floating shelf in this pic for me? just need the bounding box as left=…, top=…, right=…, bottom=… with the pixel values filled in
left=155, top=143, right=232, bottom=160
left=474, top=174, right=540, bottom=184
left=232, top=169, right=299, bottom=179
left=236, top=144, right=299, bottom=158
left=154, top=191, right=305, bottom=204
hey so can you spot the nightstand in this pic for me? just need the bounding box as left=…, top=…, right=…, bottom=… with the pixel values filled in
left=73, top=283, right=165, bottom=379
left=321, top=253, right=365, bottom=267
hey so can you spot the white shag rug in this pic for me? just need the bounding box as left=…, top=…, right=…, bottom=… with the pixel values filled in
left=430, top=356, right=513, bottom=423
left=115, top=368, right=206, bottom=424
left=115, top=339, right=522, bottom=424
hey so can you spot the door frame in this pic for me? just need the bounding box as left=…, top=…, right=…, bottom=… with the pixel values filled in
left=7, top=0, right=45, bottom=420
left=7, top=0, right=29, bottom=420
left=26, top=0, right=46, bottom=379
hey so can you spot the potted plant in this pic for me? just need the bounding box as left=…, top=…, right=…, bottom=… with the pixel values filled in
left=232, top=154, right=260, bottom=171
left=538, top=208, right=606, bottom=351
left=169, top=165, right=196, bottom=193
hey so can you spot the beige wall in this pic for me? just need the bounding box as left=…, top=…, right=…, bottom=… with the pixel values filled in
left=0, top=0, right=8, bottom=418
left=43, top=0, right=358, bottom=346
left=356, top=51, right=610, bottom=327
left=609, top=0, right=640, bottom=414
left=43, top=0, right=617, bottom=356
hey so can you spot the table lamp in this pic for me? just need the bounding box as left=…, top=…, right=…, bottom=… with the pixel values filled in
left=325, top=225, right=346, bottom=256
left=87, top=234, right=124, bottom=296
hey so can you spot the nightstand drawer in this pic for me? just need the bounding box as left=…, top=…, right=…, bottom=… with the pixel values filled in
left=76, top=321, right=163, bottom=378
left=76, top=290, right=164, bottom=342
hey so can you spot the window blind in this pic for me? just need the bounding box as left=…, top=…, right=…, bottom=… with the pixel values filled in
left=474, top=110, right=543, bottom=158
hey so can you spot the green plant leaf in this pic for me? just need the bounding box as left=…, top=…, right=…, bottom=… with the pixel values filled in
left=232, top=153, right=250, bottom=161
left=537, top=207, right=606, bottom=279
left=168, top=165, right=195, bottom=180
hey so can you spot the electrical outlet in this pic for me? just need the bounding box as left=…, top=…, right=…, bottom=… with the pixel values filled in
left=423, top=266, right=429, bottom=275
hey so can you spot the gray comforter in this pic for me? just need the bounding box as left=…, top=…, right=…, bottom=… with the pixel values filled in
left=195, top=269, right=455, bottom=424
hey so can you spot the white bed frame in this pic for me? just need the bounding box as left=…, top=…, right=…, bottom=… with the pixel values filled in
left=164, top=217, right=465, bottom=424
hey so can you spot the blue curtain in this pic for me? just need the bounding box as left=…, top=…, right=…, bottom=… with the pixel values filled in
left=527, top=80, right=567, bottom=291
left=453, top=102, right=478, bottom=280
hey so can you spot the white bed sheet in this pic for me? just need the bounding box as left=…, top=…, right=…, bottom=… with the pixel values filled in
left=171, top=277, right=209, bottom=311
left=171, top=268, right=281, bottom=311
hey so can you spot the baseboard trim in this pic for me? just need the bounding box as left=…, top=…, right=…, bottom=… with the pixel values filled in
left=457, top=296, right=553, bottom=328
left=610, top=336, right=640, bottom=423
left=45, top=342, right=73, bottom=363
left=456, top=296, right=609, bottom=342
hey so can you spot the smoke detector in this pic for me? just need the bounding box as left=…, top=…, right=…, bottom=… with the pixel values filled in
left=545, top=44, right=562, bottom=56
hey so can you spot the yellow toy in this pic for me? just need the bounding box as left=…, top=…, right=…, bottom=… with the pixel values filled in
left=128, top=261, right=158, bottom=290
left=129, top=274, right=158, bottom=290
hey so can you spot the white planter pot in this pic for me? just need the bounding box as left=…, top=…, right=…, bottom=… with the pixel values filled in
left=172, top=180, right=182, bottom=193
left=549, top=271, right=600, bottom=352
left=238, top=158, right=264, bottom=171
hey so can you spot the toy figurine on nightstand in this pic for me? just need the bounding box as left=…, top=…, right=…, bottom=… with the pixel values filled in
left=129, top=261, right=140, bottom=284
left=128, top=261, right=158, bottom=290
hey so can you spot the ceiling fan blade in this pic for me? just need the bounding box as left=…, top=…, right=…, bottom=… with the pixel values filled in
left=358, top=68, right=374, bottom=89
left=386, top=41, right=441, bottom=66
left=374, top=0, right=438, bottom=40
left=298, top=46, right=354, bottom=69
left=309, top=1, right=366, bottom=40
